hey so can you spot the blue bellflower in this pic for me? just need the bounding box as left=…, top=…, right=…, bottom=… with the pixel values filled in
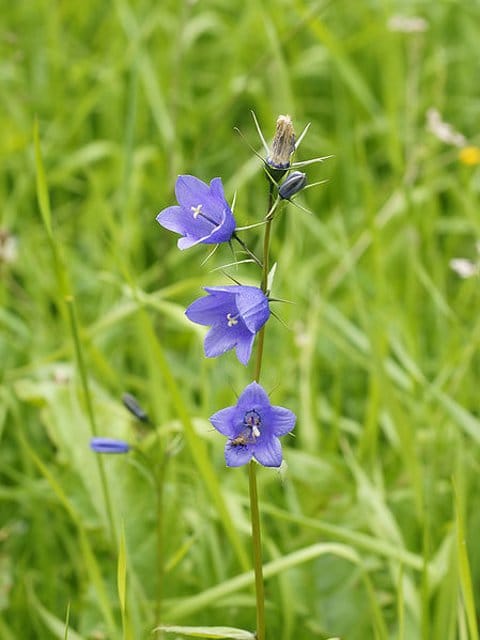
left=90, top=437, right=130, bottom=454
left=210, top=382, right=296, bottom=467
left=185, top=285, right=270, bottom=365
left=156, top=175, right=236, bottom=249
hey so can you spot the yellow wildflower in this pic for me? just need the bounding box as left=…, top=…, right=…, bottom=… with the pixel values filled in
left=459, top=146, right=480, bottom=166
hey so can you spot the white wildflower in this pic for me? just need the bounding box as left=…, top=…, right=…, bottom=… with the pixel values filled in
left=0, top=229, right=18, bottom=265
left=388, top=15, right=429, bottom=33
left=426, top=109, right=466, bottom=147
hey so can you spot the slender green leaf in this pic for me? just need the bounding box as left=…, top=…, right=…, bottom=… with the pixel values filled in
left=156, top=625, right=255, bottom=639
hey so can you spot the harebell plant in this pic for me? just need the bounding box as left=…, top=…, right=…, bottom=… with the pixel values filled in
left=153, top=113, right=328, bottom=638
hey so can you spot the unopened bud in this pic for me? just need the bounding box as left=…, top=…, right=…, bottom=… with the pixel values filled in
left=90, top=437, right=130, bottom=454
left=278, top=171, right=307, bottom=199
left=122, top=393, right=149, bottom=422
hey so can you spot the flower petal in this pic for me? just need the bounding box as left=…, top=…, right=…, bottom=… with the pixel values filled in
left=235, top=287, right=270, bottom=333
left=210, top=406, right=238, bottom=437
left=207, top=207, right=236, bottom=244
left=209, top=177, right=228, bottom=203
left=203, top=324, right=245, bottom=358
left=253, top=436, right=283, bottom=467
left=235, top=333, right=255, bottom=366
left=203, top=285, right=246, bottom=295
left=185, top=291, right=233, bottom=326
left=175, top=175, right=211, bottom=210
left=157, top=203, right=216, bottom=248
left=270, top=405, right=296, bottom=436
left=236, top=381, right=271, bottom=413
left=177, top=235, right=203, bottom=250
left=225, top=442, right=255, bottom=467
left=156, top=206, right=190, bottom=235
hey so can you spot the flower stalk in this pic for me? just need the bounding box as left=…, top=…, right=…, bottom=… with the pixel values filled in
left=249, top=181, right=276, bottom=640
left=249, top=461, right=266, bottom=640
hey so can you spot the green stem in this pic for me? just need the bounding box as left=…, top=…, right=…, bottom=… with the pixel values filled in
left=154, top=450, right=167, bottom=628
left=254, top=188, right=275, bottom=383
left=249, top=461, right=265, bottom=640
left=65, top=296, right=116, bottom=543
left=249, top=182, right=276, bottom=640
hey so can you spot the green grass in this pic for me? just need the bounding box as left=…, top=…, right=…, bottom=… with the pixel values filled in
left=2, top=0, right=480, bottom=638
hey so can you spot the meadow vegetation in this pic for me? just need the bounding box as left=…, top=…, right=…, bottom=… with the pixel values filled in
left=2, top=1, right=480, bottom=638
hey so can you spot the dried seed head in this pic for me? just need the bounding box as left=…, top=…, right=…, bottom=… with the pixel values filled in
left=267, top=115, right=296, bottom=170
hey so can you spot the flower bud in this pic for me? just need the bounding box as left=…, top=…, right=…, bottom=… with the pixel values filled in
left=90, top=437, right=130, bottom=454
left=278, top=171, right=307, bottom=199
left=122, top=392, right=149, bottom=422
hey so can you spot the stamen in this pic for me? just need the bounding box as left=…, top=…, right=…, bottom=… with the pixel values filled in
left=244, top=409, right=262, bottom=435
left=191, top=204, right=203, bottom=219
left=226, top=313, right=238, bottom=327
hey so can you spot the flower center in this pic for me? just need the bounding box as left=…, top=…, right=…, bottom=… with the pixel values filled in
left=228, top=411, right=262, bottom=448
left=244, top=409, right=261, bottom=438
left=226, top=313, right=238, bottom=327
left=191, top=204, right=203, bottom=219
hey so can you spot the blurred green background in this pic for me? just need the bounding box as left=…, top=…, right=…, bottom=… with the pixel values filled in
left=2, top=0, right=480, bottom=638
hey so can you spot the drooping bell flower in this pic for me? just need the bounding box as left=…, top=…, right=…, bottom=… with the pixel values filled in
left=156, top=175, right=236, bottom=249
left=185, top=285, right=270, bottom=365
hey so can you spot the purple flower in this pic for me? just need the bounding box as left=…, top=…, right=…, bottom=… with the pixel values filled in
left=185, top=285, right=270, bottom=365
left=156, top=175, right=236, bottom=249
left=90, top=437, right=130, bottom=454
left=210, top=382, right=296, bottom=467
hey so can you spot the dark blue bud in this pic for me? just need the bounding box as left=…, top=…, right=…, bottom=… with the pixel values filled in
left=278, top=171, right=307, bottom=199
left=90, top=437, right=130, bottom=454
left=122, top=393, right=149, bottom=423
